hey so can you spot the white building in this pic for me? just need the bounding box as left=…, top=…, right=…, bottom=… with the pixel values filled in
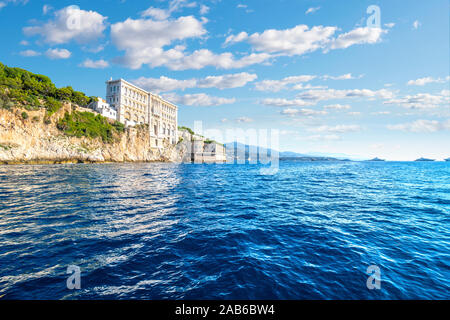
left=88, top=97, right=117, bottom=121
left=106, top=79, right=178, bottom=148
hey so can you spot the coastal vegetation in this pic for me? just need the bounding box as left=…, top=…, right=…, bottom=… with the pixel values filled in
left=0, top=62, right=93, bottom=114
left=0, top=62, right=126, bottom=143
left=57, top=111, right=125, bottom=143
left=178, top=126, right=194, bottom=135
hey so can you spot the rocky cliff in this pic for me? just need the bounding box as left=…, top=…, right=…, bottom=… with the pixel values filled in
left=0, top=103, right=188, bottom=164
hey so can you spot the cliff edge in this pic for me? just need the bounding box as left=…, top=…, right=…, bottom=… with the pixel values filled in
left=0, top=103, right=187, bottom=164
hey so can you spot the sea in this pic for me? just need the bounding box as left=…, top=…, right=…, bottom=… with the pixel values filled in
left=0, top=161, right=449, bottom=299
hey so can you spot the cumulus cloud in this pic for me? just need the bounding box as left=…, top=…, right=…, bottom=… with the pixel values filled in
left=328, top=27, right=386, bottom=50
left=305, top=7, right=320, bottom=15
left=322, top=73, right=360, bottom=80
left=141, top=7, right=170, bottom=20
left=23, top=5, right=107, bottom=44
left=79, top=58, right=109, bottom=69
left=133, top=72, right=257, bottom=93
left=111, top=15, right=270, bottom=70
left=141, top=0, right=197, bottom=20
left=308, top=124, right=362, bottom=133
left=384, top=93, right=447, bottom=109
left=168, top=50, right=271, bottom=71
left=227, top=25, right=337, bottom=56
left=260, top=98, right=316, bottom=107
left=226, top=25, right=388, bottom=57
left=236, top=116, right=253, bottom=123
left=281, top=108, right=327, bottom=116
left=0, top=0, right=28, bottom=10
left=255, top=75, right=316, bottom=92
left=413, top=20, right=421, bottom=30
left=45, top=48, right=71, bottom=59
left=19, top=49, right=41, bottom=57
left=387, top=119, right=450, bottom=132
left=297, top=88, right=395, bottom=102
left=42, top=4, right=52, bottom=15
left=323, top=104, right=351, bottom=110
left=162, top=93, right=236, bottom=107
left=111, top=16, right=206, bottom=69
left=199, top=5, right=209, bottom=15
left=407, top=76, right=450, bottom=86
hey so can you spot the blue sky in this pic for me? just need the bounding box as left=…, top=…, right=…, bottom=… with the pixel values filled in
left=0, top=0, right=449, bottom=160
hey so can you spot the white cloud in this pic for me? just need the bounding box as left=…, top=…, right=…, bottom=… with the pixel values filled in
left=384, top=93, right=446, bottom=109
left=42, top=4, right=52, bottom=15
left=322, top=73, right=359, bottom=80
left=413, top=20, right=421, bottom=30
left=141, top=0, right=198, bottom=20
left=305, top=7, right=320, bottom=15
left=387, top=119, right=450, bottom=132
left=371, top=111, right=391, bottom=115
left=255, top=75, right=316, bottom=92
left=133, top=72, right=257, bottom=93
left=384, top=23, right=395, bottom=28
left=0, top=0, right=28, bottom=10
left=281, top=108, right=327, bottom=116
left=19, top=40, right=29, bottom=46
left=23, top=5, right=107, bottom=44
left=323, top=104, right=351, bottom=110
left=197, top=73, right=258, bottom=89
left=237, top=25, right=338, bottom=56
left=328, top=27, right=387, bottom=50
left=111, top=15, right=270, bottom=70
left=19, top=49, right=41, bottom=57
left=45, top=48, right=71, bottom=59
left=254, top=73, right=359, bottom=92
left=141, top=7, right=170, bottom=20
left=308, top=124, right=362, bottom=133
left=163, top=93, right=236, bottom=107
left=261, top=98, right=316, bottom=107
left=79, top=58, right=109, bottom=69
left=236, top=116, right=253, bottom=123
left=134, top=76, right=196, bottom=93
left=224, top=31, right=249, bottom=45
left=296, top=88, right=395, bottom=102
left=111, top=15, right=206, bottom=69
left=225, top=24, right=388, bottom=60
left=199, top=5, right=209, bottom=15
left=407, top=76, right=450, bottom=86
left=167, top=50, right=271, bottom=71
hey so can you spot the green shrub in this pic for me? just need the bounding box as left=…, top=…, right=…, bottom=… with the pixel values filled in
left=178, top=126, right=194, bottom=135
left=32, top=116, right=40, bottom=122
left=57, top=111, right=123, bottom=143
left=0, top=62, right=92, bottom=112
left=45, top=97, right=62, bottom=115
left=21, top=111, right=28, bottom=120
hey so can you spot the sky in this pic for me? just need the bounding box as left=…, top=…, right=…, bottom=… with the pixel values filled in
left=0, top=0, right=449, bottom=160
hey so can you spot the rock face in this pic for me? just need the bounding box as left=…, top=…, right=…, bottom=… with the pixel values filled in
left=0, top=104, right=187, bottom=164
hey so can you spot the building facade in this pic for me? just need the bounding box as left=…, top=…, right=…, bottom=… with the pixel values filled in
left=88, top=97, right=117, bottom=121
left=105, top=79, right=178, bottom=148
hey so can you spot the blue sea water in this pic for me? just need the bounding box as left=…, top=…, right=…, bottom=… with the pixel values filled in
left=0, top=161, right=449, bottom=300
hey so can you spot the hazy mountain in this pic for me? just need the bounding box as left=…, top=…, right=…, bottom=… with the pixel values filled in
left=224, top=142, right=349, bottom=161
